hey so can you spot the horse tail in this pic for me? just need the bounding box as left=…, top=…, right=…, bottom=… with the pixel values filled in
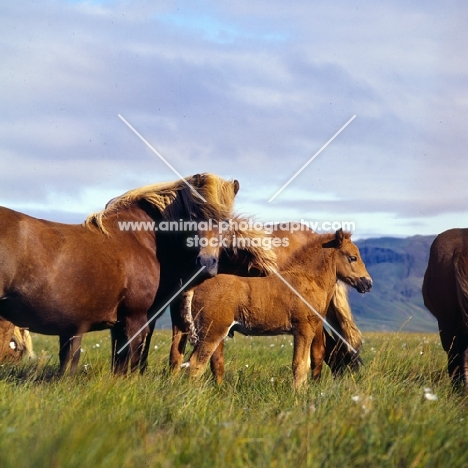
left=327, top=281, right=362, bottom=351
left=454, top=250, right=468, bottom=330
left=324, top=281, right=363, bottom=375
left=180, top=289, right=199, bottom=346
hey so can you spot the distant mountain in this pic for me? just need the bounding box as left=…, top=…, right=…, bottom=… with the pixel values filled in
left=349, top=235, right=438, bottom=332
left=155, top=234, right=440, bottom=333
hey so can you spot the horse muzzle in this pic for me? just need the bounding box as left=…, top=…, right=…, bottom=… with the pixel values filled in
left=195, top=254, right=219, bottom=278
left=355, top=277, right=373, bottom=293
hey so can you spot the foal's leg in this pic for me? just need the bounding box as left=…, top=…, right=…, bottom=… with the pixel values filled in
left=189, top=337, right=224, bottom=380
left=210, top=340, right=225, bottom=384
left=169, top=291, right=195, bottom=373
left=310, top=324, right=325, bottom=380
left=59, top=334, right=83, bottom=376
left=170, top=325, right=188, bottom=374
left=292, top=326, right=314, bottom=390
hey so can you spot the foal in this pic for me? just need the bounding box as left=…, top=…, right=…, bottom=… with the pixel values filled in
left=187, top=229, right=372, bottom=390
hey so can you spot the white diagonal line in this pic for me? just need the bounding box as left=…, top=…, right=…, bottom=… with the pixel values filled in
left=118, top=114, right=207, bottom=202
left=268, top=115, right=356, bottom=202
left=117, top=266, right=206, bottom=354
left=272, top=269, right=357, bottom=354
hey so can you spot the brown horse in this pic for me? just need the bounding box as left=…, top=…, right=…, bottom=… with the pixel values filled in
left=0, top=173, right=239, bottom=375
left=169, top=223, right=363, bottom=375
left=423, top=228, right=468, bottom=386
left=187, top=230, right=372, bottom=389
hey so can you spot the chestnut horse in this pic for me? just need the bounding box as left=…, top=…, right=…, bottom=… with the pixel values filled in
left=0, top=173, right=239, bottom=375
left=187, top=230, right=372, bottom=389
left=423, top=228, right=468, bottom=386
left=170, top=223, right=363, bottom=376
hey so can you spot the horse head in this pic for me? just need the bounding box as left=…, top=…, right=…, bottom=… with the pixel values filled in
left=193, top=222, right=225, bottom=279
left=327, top=229, right=372, bottom=293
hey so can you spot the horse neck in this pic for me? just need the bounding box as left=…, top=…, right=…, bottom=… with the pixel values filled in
left=286, top=242, right=337, bottom=287
left=104, top=204, right=158, bottom=247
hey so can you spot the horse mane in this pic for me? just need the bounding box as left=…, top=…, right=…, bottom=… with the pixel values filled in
left=83, top=173, right=238, bottom=235
left=326, top=281, right=362, bottom=351
left=220, top=215, right=277, bottom=276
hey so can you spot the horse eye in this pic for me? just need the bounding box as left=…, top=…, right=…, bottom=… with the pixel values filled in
left=348, top=255, right=357, bottom=263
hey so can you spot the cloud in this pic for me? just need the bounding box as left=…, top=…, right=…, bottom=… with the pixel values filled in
left=1, top=1, right=467, bottom=237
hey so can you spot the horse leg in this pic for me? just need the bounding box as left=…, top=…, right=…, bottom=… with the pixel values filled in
left=126, top=316, right=149, bottom=374
left=169, top=289, right=197, bottom=373
left=170, top=324, right=188, bottom=374
left=310, top=324, right=325, bottom=380
left=189, top=338, right=221, bottom=380
left=210, top=340, right=225, bottom=384
left=111, top=321, right=130, bottom=375
left=292, top=327, right=314, bottom=391
left=439, top=325, right=466, bottom=386
left=59, top=334, right=83, bottom=376
left=139, top=321, right=154, bottom=375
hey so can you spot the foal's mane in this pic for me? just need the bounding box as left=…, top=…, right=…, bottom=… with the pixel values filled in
left=220, top=215, right=277, bottom=276
left=280, top=231, right=352, bottom=276
left=83, top=173, right=237, bottom=234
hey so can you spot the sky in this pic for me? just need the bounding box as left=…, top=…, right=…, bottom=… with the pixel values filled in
left=1, top=0, right=468, bottom=239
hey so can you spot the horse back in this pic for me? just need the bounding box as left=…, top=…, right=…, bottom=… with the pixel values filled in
left=192, top=273, right=297, bottom=336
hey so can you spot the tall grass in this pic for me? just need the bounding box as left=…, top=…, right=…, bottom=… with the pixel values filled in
left=0, top=331, right=466, bottom=467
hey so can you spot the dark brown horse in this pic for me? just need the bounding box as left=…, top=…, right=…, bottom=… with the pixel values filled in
left=187, top=230, right=372, bottom=389
left=423, top=228, right=468, bottom=386
left=0, top=173, right=239, bottom=375
left=169, top=223, right=364, bottom=376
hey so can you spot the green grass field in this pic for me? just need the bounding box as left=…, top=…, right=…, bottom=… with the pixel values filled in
left=0, top=331, right=466, bottom=468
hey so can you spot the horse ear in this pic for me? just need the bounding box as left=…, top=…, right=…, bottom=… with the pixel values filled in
left=233, top=180, right=240, bottom=195
left=192, top=174, right=201, bottom=187
left=322, top=229, right=343, bottom=249
left=335, top=228, right=344, bottom=247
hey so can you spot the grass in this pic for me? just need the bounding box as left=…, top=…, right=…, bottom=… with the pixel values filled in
left=0, top=331, right=466, bottom=468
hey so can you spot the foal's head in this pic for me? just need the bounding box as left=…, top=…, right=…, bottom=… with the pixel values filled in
left=325, top=229, right=372, bottom=293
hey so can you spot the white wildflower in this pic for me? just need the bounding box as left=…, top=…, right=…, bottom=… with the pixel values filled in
left=423, top=387, right=438, bottom=401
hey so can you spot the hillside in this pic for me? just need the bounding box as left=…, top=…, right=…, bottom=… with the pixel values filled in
left=155, top=235, right=440, bottom=333
left=349, top=235, right=438, bottom=332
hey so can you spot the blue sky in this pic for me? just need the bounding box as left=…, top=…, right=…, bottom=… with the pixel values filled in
left=1, top=0, right=467, bottom=238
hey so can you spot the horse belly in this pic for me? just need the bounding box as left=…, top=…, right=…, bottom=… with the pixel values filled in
left=235, top=306, right=292, bottom=336
left=0, top=295, right=118, bottom=336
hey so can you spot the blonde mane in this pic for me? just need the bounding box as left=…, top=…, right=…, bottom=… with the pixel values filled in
left=83, top=173, right=238, bottom=235
left=220, top=215, right=278, bottom=275
left=327, top=281, right=363, bottom=351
